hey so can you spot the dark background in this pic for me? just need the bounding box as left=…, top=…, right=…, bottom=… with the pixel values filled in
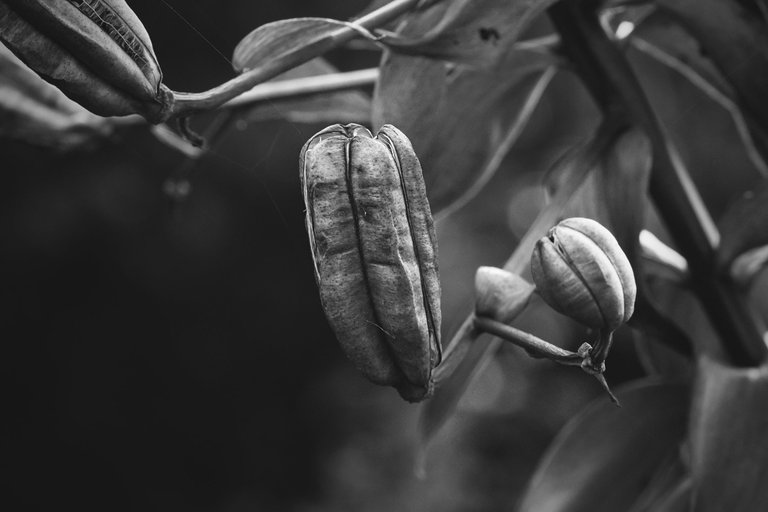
left=2, top=1, right=752, bottom=511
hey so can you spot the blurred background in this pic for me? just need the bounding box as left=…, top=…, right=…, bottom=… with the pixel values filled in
left=2, top=1, right=754, bottom=510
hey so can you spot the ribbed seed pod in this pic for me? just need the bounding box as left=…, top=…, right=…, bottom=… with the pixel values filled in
left=0, top=0, right=171, bottom=122
left=531, top=217, right=636, bottom=332
left=300, top=123, right=441, bottom=402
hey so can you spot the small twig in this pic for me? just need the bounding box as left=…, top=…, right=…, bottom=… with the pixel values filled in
left=474, top=315, right=620, bottom=405
left=473, top=315, right=583, bottom=365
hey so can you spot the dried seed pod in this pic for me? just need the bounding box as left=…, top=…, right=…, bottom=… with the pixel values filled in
left=531, top=217, right=636, bottom=332
left=0, top=0, right=172, bottom=122
left=300, top=123, right=441, bottom=402
left=474, top=266, right=534, bottom=325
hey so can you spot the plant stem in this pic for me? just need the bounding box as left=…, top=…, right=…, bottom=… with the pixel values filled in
left=168, top=0, right=427, bottom=117
left=473, top=315, right=583, bottom=366
left=547, top=0, right=767, bottom=366
left=474, top=315, right=620, bottom=404
left=222, top=68, right=378, bottom=109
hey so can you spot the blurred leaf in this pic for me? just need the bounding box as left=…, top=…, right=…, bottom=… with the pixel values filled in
left=630, top=11, right=768, bottom=176
left=627, top=452, right=689, bottom=512
left=232, top=18, right=376, bottom=74
left=0, top=44, right=112, bottom=151
left=565, top=127, right=652, bottom=259
left=419, top=119, right=621, bottom=455
left=654, top=0, right=768, bottom=142
left=716, top=180, right=768, bottom=270
left=372, top=0, right=561, bottom=215
left=239, top=58, right=372, bottom=124
left=518, top=380, right=690, bottom=512
left=690, top=356, right=768, bottom=511
left=730, top=245, right=768, bottom=287
left=654, top=479, right=692, bottom=512
left=377, top=0, right=560, bottom=67
left=631, top=12, right=731, bottom=98
left=373, top=51, right=556, bottom=216
left=639, top=230, right=688, bottom=284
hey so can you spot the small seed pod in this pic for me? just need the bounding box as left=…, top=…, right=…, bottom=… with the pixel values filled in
left=300, top=123, right=441, bottom=402
left=0, top=0, right=172, bottom=122
left=531, top=217, right=636, bottom=332
left=474, top=266, right=534, bottom=325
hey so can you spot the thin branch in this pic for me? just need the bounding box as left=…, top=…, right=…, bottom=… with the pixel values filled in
left=223, top=68, right=378, bottom=109
left=473, top=315, right=583, bottom=365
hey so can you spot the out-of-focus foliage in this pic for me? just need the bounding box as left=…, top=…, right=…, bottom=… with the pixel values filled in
left=0, top=43, right=113, bottom=151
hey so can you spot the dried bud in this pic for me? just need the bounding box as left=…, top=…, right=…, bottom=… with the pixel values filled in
left=300, top=123, right=441, bottom=402
left=474, top=266, right=534, bottom=324
left=0, top=0, right=172, bottom=122
left=531, top=217, right=636, bottom=332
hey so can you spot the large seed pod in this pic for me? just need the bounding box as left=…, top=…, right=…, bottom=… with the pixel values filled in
left=531, top=217, right=636, bottom=332
left=0, top=0, right=171, bottom=122
left=300, top=123, right=441, bottom=402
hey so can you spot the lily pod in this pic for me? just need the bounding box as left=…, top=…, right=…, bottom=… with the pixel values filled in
left=531, top=217, right=636, bottom=332
left=0, top=0, right=172, bottom=122
left=300, top=123, right=441, bottom=402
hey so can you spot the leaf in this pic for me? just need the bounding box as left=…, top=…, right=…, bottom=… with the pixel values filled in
left=372, top=0, right=562, bottom=215
left=0, top=43, right=112, bottom=151
left=716, top=180, right=768, bottom=271
left=629, top=11, right=768, bottom=176
left=418, top=119, right=621, bottom=454
left=377, top=0, right=560, bottom=68
left=730, top=245, right=768, bottom=287
left=238, top=58, right=372, bottom=125
left=374, top=51, right=556, bottom=216
left=690, top=356, right=768, bottom=511
left=232, top=18, right=376, bottom=74
left=631, top=12, right=731, bottom=98
left=626, top=452, right=689, bottom=512
left=654, top=0, right=768, bottom=140
left=518, top=380, right=690, bottom=512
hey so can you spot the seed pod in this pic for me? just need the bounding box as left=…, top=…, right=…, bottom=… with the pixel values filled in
left=300, top=123, right=441, bottom=402
left=531, top=217, right=636, bottom=332
left=0, top=0, right=172, bottom=122
left=474, top=266, right=534, bottom=325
